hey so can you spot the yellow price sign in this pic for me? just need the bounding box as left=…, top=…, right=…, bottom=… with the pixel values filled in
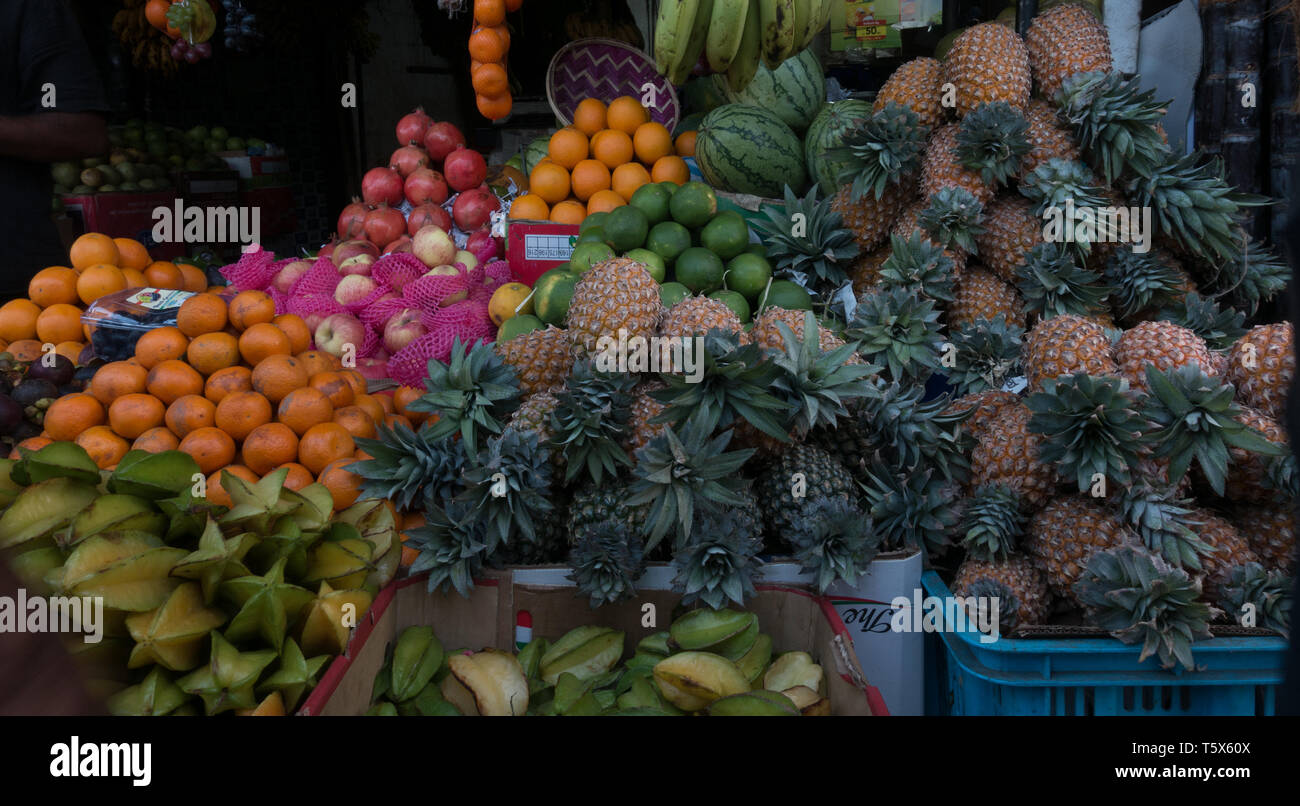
left=856, top=19, right=888, bottom=41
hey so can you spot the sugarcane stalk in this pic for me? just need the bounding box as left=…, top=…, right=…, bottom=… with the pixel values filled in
left=1197, top=0, right=1231, bottom=157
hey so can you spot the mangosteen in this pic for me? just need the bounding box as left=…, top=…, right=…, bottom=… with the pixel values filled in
left=10, top=420, right=39, bottom=442
left=72, top=364, right=100, bottom=385
left=58, top=384, right=80, bottom=396
left=11, top=379, right=58, bottom=408
left=0, top=377, right=11, bottom=396
left=0, top=395, right=21, bottom=437
left=26, top=354, right=74, bottom=387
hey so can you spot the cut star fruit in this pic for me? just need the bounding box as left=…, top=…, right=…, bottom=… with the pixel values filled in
left=303, top=531, right=375, bottom=590
left=256, top=637, right=329, bottom=712
left=446, top=649, right=530, bottom=716
left=298, top=581, right=372, bottom=656
left=125, top=582, right=227, bottom=671
left=170, top=519, right=256, bottom=604
left=61, top=530, right=186, bottom=611
left=652, top=651, right=751, bottom=712
left=219, top=467, right=307, bottom=535
left=334, top=499, right=401, bottom=590
left=107, top=667, right=192, bottom=716
left=176, top=632, right=277, bottom=715
left=10, top=441, right=101, bottom=486
left=65, top=493, right=166, bottom=549
left=762, top=651, right=825, bottom=696
left=0, top=476, right=99, bottom=550
left=235, top=691, right=286, bottom=716
left=219, top=557, right=315, bottom=652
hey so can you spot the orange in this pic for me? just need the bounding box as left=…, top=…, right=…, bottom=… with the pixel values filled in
left=272, top=314, right=312, bottom=354
left=276, top=461, right=315, bottom=491
left=674, top=130, right=697, bottom=157
left=590, top=129, right=634, bottom=169
left=132, top=426, right=180, bottom=453
left=187, top=331, right=241, bottom=375
left=9, top=436, right=52, bottom=460
left=651, top=155, right=690, bottom=185
left=177, top=263, right=208, bottom=293
left=205, top=465, right=257, bottom=507
left=176, top=292, right=228, bottom=337
left=352, top=393, right=385, bottom=425
left=69, top=233, right=120, bottom=271
left=181, top=427, right=238, bottom=476
left=474, top=0, right=506, bottom=26
left=144, top=261, right=184, bottom=290
left=393, top=385, right=427, bottom=424
left=76, top=426, right=129, bottom=470
left=338, top=369, right=367, bottom=399
left=35, top=304, right=83, bottom=345
left=297, top=422, right=356, bottom=475
left=386, top=413, right=414, bottom=430
left=296, top=350, right=341, bottom=377
left=317, top=458, right=362, bottom=510
left=468, top=25, right=506, bottom=62
left=510, top=193, right=549, bottom=220
left=121, top=267, right=147, bottom=289
left=309, top=371, right=354, bottom=408
left=549, top=200, right=587, bottom=225
left=573, top=98, right=607, bottom=136
left=238, top=323, right=292, bottom=366
left=44, top=393, right=105, bottom=441
left=0, top=299, right=41, bottom=342
left=333, top=405, right=377, bottom=440
left=6, top=340, right=42, bottom=362
left=146, top=360, right=205, bottom=405
left=607, top=96, right=649, bottom=135
left=277, top=386, right=335, bottom=436
left=110, top=238, right=151, bottom=268
left=529, top=162, right=571, bottom=205
left=633, top=121, right=673, bottom=165
left=241, top=422, right=299, bottom=476
left=28, top=266, right=80, bottom=307
left=107, top=393, right=166, bottom=439
left=214, top=390, right=273, bottom=442
left=570, top=159, right=611, bottom=202
left=76, top=264, right=127, bottom=305
left=548, top=127, right=589, bottom=170
left=134, top=326, right=189, bottom=369
left=586, top=190, right=626, bottom=214
left=471, top=62, right=509, bottom=97
left=489, top=22, right=510, bottom=49
left=251, top=354, right=309, bottom=404
left=54, top=341, right=84, bottom=364
left=612, top=162, right=652, bottom=202
left=204, top=365, right=253, bottom=403
left=90, top=361, right=148, bottom=405
left=228, top=290, right=276, bottom=331
left=164, top=394, right=217, bottom=438
left=476, top=91, right=512, bottom=121
left=375, top=393, right=395, bottom=415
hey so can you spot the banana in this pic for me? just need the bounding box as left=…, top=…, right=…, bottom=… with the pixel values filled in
left=791, top=0, right=813, bottom=51
left=759, top=0, right=797, bottom=69
left=706, top=0, right=751, bottom=73
left=654, top=0, right=700, bottom=77
left=726, top=0, right=763, bottom=92
left=669, top=0, right=715, bottom=86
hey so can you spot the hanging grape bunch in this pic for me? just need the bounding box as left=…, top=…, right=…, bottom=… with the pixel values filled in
left=222, top=0, right=263, bottom=52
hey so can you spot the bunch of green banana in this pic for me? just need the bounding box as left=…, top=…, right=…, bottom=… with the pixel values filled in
left=758, top=0, right=832, bottom=69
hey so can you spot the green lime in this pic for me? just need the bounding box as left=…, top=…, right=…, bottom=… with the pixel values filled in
left=603, top=205, right=650, bottom=252
left=669, top=181, right=717, bottom=228
left=576, top=227, right=607, bottom=244
left=625, top=248, right=667, bottom=283
left=645, top=221, right=692, bottom=264
left=569, top=241, right=615, bottom=274
left=499, top=313, right=544, bottom=342
left=744, top=242, right=767, bottom=258
left=757, top=279, right=813, bottom=312
left=534, top=269, right=578, bottom=325
left=675, top=247, right=725, bottom=293
left=629, top=183, right=671, bottom=226
left=708, top=289, right=751, bottom=323
left=580, top=211, right=608, bottom=233
left=700, top=210, right=750, bottom=260
left=658, top=181, right=680, bottom=196
left=659, top=281, right=691, bottom=308
left=724, top=252, right=774, bottom=302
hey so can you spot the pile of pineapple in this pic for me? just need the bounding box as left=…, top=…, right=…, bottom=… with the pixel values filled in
left=354, top=5, right=1293, bottom=671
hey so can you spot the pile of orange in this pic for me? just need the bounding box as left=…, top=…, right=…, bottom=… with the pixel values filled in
left=510, top=96, right=695, bottom=224
left=469, top=0, right=523, bottom=120
left=0, top=232, right=214, bottom=364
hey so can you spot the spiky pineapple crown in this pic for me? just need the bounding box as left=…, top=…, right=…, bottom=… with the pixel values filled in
left=1194, top=234, right=1289, bottom=316
left=947, top=316, right=1024, bottom=396
left=955, top=102, right=1031, bottom=187
left=1156, top=292, right=1246, bottom=351
left=567, top=518, right=645, bottom=609
left=861, top=462, right=959, bottom=561
left=409, top=336, right=520, bottom=460
left=1262, top=453, right=1300, bottom=500
left=1055, top=71, right=1169, bottom=183
left=958, top=483, right=1026, bottom=562
left=1073, top=545, right=1221, bottom=672
left=1139, top=364, right=1287, bottom=496
left=406, top=499, right=490, bottom=598
left=917, top=187, right=985, bottom=255
left=550, top=360, right=635, bottom=486
left=877, top=231, right=957, bottom=303
left=1103, top=246, right=1190, bottom=324
left=671, top=507, right=764, bottom=610
left=752, top=185, right=859, bottom=292
left=650, top=330, right=786, bottom=442
left=1025, top=372, right=1145, bottom=493
left=350, top=423, right=467, bottom=513
left=960, top=577, right=1024, bottom=635
left=1219, top=562, right=1291, bottom=638
left=834, top=102, right=929, bottom=201
left=786, top=496, right=880, bottom=593
left=770, top=311, right=878, bottom=439
left=851, top=383, right=971, bottom=483
left=1019, top=158, right=1108, bottom=216
left=1015, top=242, right=1111, bottom=320
left=845, top=286, right=944, bottom=389
left=1114, top=481, right=1213, bottom=570
left=455, top=428, right=553, bottom=553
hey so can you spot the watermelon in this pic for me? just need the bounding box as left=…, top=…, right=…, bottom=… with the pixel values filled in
left=674, top=112, right=705, bottom=138
left=722, top=48, right=825, bottom=133
left=695, top=104, right=807, bottom=198
left=681, top=75, right=731, bottom=116
left=521, top=135, right=550, bottom=177
left=804, top=99, right=873, bottom=194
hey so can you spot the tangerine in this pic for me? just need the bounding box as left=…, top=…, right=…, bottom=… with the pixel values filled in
left=277, top=386, right=335, bottom=436
left=9, top=436, right=52, bottom=460
left=6, top=340, right=42, bottom=362
left=238, top=323, right=292, bottom=366
left=317, top=458, right=363, bottom=510
left=297, top=422, right=356, bottom=475
left=187, top=332, right=241, bottom=375
left=607, top=96, right=649, bottom=135
left=591, top=128, right=634, bottom=169
left=135, top=326, right=189, bottom=369
left=214, top=390, right=273, bottom=441
left=572, top=98, right=607, bottom=136
left=177, top=263, right=208, bottom=293
left=205, top=465, right=258, bottom=507
left=586, top=190, right=626, bottom=214
left=145, top=360, right=205, bottom=405
left=276, top=461, right=315, bottom=491
left=548, top=127, right=589, bottom=170
left=332, top=405, right=377, bottom=440
left=241, top=422, right=300, bottom=476
left=70, top=233, right=120, bottom=271
left=612, top=162, right=652, bottom=202
left=89, top=361, right=148, bottom=405
left=176, top=292, right=228, bottom=337
left=570, top=159, right=611, bottom=202
left=549, top=199, right=587, bottom=224
left=633, top=121, right=673, bottom=165
left=251, top=354, right=309, bottom=403
left=674, top=130, right=697, bottom=157
left=107, top=393, right=166, bottom=439
left=44, top=393, right=105, bottom=441
left=529, top=162, right=570, bottom=205
left=180, top=427, right=237, bottom=476
left=204, top=365, right=253, bottom=403
left=144, top=261, right=184, bottom=290
left=228, top=290, right=276, bottom=331
left=309, top=371, right=354, bottom=408
left=296, top=350, right=341, bottom=377
left=164, top=394, right=217, bottom=438
left=131, top=426, right=180, bottom=453
left=272, top=314, right=312, bottom=354
left=0, top=299, right=41, bottom=342
left=112, top=238, right=152, bottom=271
left=651, top=155, right=690, bottom=185
left=28, top=267, right=80, bottom=307
left=76, top=426, right=130, bottom=470
left=352, top=393, right=385, bottom=425
left=392, top=385, right=426, bottom=424
left=509, top=193, right=549, bottom=220
left=76, top=264, right=127, bottom=305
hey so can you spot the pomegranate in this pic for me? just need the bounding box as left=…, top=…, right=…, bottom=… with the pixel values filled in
left=361, top=166, right=404, bottom=207
left=407, top=203, right=452, bottom=235
left=333, top=239, right=380, bottom=264
left=383, top=234, right=414, bottom=255
left=423, top=122, right=466, bottom=163
left=389, top=145, right=430, bottom=178
left=465, top=228, right=501, bottom=263
left=443, top=147, right=487, bottom=192
left=452, top=188, right=499, bottom=231
left=363, top=204, right=406, bottom=249
left=396, top=107, right=433, bottom=146
left=336, top=198, right=369, bottom=239
left=318, top=239, right=338, bottom=260
left=404, top=167, right=449, bottom=206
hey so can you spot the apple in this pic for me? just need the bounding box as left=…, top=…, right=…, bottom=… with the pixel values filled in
left=314, top=313, right=367, bottom=358
left=333, top=239, right=379, bottom=263
left=338, top=253, right=376, bottom=277
left=302, top=311, right=330, bottom=333
left=334, top=274, right=377, bottom=305
left=383, top=308, right=428, bottom=353
left=318, top=239, right=338, bottom=260
left=383, top=234, right=413, bottom=255
left=354, top=357, right=390, bottom=381
left=413, top=225, right=457, bottom=268
left=272, top=259, right=313, bottom=294
left=454, top=250, right=478, bottom=271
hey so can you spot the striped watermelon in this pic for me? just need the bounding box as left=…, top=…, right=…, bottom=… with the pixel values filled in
left=695, top=104, right=807, bottom=198
left=723, top=48, right=825, bottom=133
left=804, top=99, right=873, bottom=194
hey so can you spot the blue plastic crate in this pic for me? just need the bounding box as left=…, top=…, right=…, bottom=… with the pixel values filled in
left=922, top=571, right=1288, bottom=716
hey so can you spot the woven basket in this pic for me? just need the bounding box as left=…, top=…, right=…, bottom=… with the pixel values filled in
left=546, top=38, right=680, bottom=133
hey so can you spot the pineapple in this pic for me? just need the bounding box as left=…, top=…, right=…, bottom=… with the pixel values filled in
left=873, top=57, right=945, bottom=130
left=659, top=295, right=744, bottom=340
left=566, top=518, right=644, bottom=607
left=507, top=390, right=558, bottom=445
left=671, top=506, right=764, bottom=609
left=849, top=245, right=893, bottom=294
left=877, top=231, right=958, bottom=304
left=1016, top=242, right=1111, bottom=322
left=953, top=102, right=1031, bottom=189
left=921, top=124, right=995, bottom=205
left=952, top=556, right=1049, bottom=631
left=944, top=318, right=1024, bottom=399
left=350, top=422, right=467, bottom=513
left=1157, top=292, right=1247, bottom=353
left=550, top=361, right=635, bottom=485
left=1226, top=323, right=1294, bottom=421
left=940, top=22, right=1033, bottom=118
left=1230, top=503, right=1296, bottom=577
left=893, top=199, right=967, bottom=274
left=1018, top=99, right=1082, bottom=180
left=1024, top=494, right=1138, bottom=602
left=832, top=184, right=907, bottom=255
left=973, top=195, right=1043, bottom=283
left=861, top=462, right=961, bottom=560
left=754, top=444, right=858, bottom=548
left=1114, top=321, right=1218, bottom=393
left=1021, top=313, right=1117, bottom=391
left=1189, top=508, right=1261, bottom=601
left=565, top=257, right=662, bottom=357
left=815, top=382, right=968, bottom=482
left=1218, top=563, right=1292, bottom=637
left=1025, top=372, right=1146, bottom=494
left=494, top=325, right=573, bottom=399
left=787, top=496, right=880, bottom=593
left=566, top=477, right=645, bottom=540
left=497, top=504, right=568, bottom=565
left=949, top=268, right=1025, bottom=330
left=749, top=306, right=843, bottom=355
left=970, top=402, right=1059, bottom=509
left=1103, top=247, right=1196, bottom=325
left=624, top=380, right=667, bottom=455
left=1024, top=3, right=1113, bottom=101
left=752, top=186, right=859, bottom=297
left=846, top=286, right=945, bottom=389
left=1220, top=407, right=1288, bottom=504
left=1055, top=70, right=1168, bottom=183
left=1201, top=235, right=1289, bottom=316
left=457, top=428, right=555, bottom=553
left=950, top=389, right=1020, bottom=441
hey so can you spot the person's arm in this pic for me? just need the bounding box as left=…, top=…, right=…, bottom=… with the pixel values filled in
left=0, top=110, right=108, bottom=162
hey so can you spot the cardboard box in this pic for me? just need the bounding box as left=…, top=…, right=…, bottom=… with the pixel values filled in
left=506, top=221, right=580, bottom=286
left=59, top=191, right=186, bottom=260
left=300, top=569, right=888, bottom=716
